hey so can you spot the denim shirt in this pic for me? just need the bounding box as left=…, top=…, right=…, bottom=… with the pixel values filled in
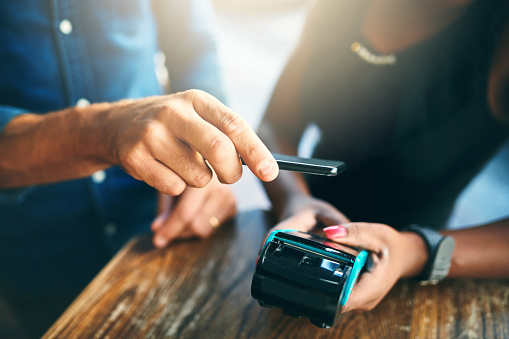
left=0, top=0, right=224, bottom=297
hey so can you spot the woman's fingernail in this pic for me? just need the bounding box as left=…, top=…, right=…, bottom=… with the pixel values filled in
left=154, top=235, right=167, bottom=248
left=323, top=225, right=347, bottom=238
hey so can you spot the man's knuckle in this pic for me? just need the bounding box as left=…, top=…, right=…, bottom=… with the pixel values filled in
left=183, top=89, right=203, bottom=101
left=222, top=114, right=247, bottom=136
left=188, top=89, right=202, bottom=96
left=120, top=146, right=143, bottom=168
left=245, top=143, right=261, bottom=160
left=189, top=170, right=212, bottom=188
left=138, top=120, right=164, bottom=142
left=208, top=136, right=234, bottom=160
left=157, top=104, right=175, bottom=118
left=221, top=170, right=242, bottom=185
left=163, top=179, right=186, bottom=196
left=181, top=89, right=195, bottom=98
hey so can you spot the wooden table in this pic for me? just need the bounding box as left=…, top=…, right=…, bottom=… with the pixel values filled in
left=44, top=210, right=509, bottom=338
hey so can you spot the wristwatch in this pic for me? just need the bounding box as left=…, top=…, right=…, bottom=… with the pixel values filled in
left=405, top=224, right=455, bottom=286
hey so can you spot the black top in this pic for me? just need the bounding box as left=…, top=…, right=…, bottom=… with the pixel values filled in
left=300, top=0, right=509, bottom=229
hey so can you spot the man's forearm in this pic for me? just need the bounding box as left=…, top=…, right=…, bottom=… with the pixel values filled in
left=0, top=103, right=113, bottom=188
left=0, top=91, right=280, bottom=194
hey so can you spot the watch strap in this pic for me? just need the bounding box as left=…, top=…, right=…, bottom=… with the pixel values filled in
left=405, top=224, right=455, bottom=285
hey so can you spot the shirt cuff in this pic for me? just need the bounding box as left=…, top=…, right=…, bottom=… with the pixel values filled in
left=0, top=105, right=29, bottom=135
left=0, top=105, right=33, bottom=202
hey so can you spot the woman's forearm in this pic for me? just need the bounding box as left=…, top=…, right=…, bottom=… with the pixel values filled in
left=442, top=218, right=509, bottom=278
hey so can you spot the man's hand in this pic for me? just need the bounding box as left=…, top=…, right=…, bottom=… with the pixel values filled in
left=104, top=90, right=278, bottom=196
left=323, top=223, right=428, bottom=313
left=150, top=174, right=236, bottom=248
left=0, top=89, right=279, bottom=189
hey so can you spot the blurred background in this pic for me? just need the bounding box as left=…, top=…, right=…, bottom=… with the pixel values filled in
left=214, top=0, right=307, bottom=129
left=214, top=0, right=309, bottom=212
left=212, top=0, right=509, bottom=229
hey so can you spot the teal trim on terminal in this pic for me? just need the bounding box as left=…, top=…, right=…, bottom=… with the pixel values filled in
left=260, top=230, right=279, bottom=255
left=340, top=250, right=368, bottom=306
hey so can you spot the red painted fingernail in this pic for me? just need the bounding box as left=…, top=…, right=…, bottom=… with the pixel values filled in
left=323, top=225, right=347, bottom=239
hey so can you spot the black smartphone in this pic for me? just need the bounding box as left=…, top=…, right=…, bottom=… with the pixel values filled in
left=242, top=153, right=346, bottom=176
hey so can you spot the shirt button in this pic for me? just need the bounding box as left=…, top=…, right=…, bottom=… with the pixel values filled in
left=59, top=20, right=73, bottom=35
left=91, top=170, right=106, bottom=184
left=104, top=223, right=118, bottom=236
left=76, top=98, right=91, bottom=107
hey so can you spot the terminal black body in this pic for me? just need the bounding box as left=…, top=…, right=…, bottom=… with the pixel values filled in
left=251, top=231, right=365, bottom=328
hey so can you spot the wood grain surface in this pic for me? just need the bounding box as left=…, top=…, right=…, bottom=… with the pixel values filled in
left=44, top=210, right=509, bottom=339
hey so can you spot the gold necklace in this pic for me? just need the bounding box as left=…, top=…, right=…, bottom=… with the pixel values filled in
left=351, top=42, right=397, bottom=65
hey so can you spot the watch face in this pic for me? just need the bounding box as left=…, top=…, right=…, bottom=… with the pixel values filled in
left=275, top=231, right=358, bottom=262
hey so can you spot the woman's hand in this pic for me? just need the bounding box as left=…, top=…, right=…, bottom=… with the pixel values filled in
left=150, top=174, right=236, bottom=248
left=323, top=223, right=428, bottom=313
left=270, top=194, right=350, bottom=233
